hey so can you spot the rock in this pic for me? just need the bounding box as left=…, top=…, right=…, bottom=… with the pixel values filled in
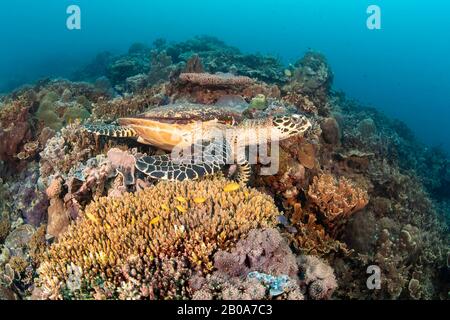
left=4, top=224, right=35, bottom=257
left=358, top=118, right=377, bottom=137
left=321, top=117, right=341, bottom=145
left=0, top=285, right=18, bottom=300
left=46, top=198, right=69, bottom=239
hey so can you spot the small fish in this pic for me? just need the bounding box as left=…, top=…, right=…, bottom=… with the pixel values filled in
left=176, top=196, right=188, bottom=203
left=150, top=216, right=160, bottom=225
left=223, top=182, right=240, bottom=192
left=176, top=205, right=187, bottom=213
left=193, top=197, right=206, bottom=204
left=284, top=69, right=292, bottom=77
left=161, top=204, right=169, bottom=211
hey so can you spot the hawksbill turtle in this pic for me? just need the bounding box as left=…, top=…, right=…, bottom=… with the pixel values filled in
left=85, top=103, right=311, bottom=183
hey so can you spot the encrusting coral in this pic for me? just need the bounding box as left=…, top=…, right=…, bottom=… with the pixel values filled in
left=36, top=178, right=280, bottom=299
left=213, top=228, right=298, bottom=278
left=297, top=255, right=337, bottom=300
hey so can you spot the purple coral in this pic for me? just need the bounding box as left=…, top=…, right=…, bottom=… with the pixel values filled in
left=214, top=228, right=298, bottom=278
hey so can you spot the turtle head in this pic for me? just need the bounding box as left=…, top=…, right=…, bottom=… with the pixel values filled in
left=272, top=114, right=312, bottom=139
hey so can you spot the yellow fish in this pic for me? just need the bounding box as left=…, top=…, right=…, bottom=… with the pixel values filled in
left=193, top=197, right=206, bottom=204
left=176, top=196, right=187, bottom=203
left=223, top=183, right=240, bottom=192
left=176, top=205, right=187, bottom=213
left=86, top=212, right=99, bottom=224
left=161, top=204, right=169, bottom=211
left=150, top=216, right=160, bottom=225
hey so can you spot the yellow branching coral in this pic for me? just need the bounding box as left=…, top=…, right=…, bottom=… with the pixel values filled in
left=37, top=178, right=279, bottom=299
left=307, top=174, right=369, bottom=230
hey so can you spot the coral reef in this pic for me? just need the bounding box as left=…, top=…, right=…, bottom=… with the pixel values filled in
left=0, top=36, right=448, bottom=301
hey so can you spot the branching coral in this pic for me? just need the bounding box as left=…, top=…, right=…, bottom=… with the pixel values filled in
left=37, top=178, right=280, bottom=299
left=307, top=174, right=369, bottom=232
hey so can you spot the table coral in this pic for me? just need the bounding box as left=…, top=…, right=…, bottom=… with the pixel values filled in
left=36, top=178, right=280, bottom=299
left=179, top=72, right=255, bottom=87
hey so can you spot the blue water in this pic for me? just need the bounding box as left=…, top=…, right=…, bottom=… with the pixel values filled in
left=1, top=0, right=449, bottom=151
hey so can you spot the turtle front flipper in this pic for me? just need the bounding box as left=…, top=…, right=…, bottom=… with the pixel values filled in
left=84, top=124, right=137, bottom=138
left=231, top=159, right=252, bottom=184
left=135, top=139, right=230, bottom=182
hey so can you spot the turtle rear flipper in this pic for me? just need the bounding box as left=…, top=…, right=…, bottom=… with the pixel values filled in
left=136, top=155, right=222, bottom=181
left=84, top=124, right=137, bottom=138
left=135, top=139, right=230, bottom=182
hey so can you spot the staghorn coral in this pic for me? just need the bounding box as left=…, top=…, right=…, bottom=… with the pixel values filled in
left=37, top=178, right=280, bottom=299
left=307, top=173, right=369, bottom=232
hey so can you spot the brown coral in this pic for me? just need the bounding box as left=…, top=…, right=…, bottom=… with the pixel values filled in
left=37, top=178, right=280, bottom=299
left=0, top=99, right=32, bottom=164
left=288, top=204, right=350, bottom=257
left=307, top=174, right=369, bottom=231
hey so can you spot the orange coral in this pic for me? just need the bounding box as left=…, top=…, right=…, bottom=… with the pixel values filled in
left=307, top=174, right=369, bottom=231
left=287, top=203, right=349, bottom=257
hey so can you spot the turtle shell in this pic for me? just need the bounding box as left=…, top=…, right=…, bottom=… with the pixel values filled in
left=119, top=103, right=244, bottom=150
